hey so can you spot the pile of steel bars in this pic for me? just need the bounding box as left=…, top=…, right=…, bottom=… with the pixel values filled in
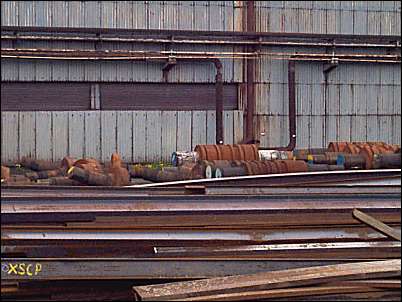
left=1, top=173, right=401, bottom=301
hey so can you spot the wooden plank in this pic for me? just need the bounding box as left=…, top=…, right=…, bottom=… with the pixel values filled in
left=101, top=111, right=117, bottom=163
left=353, top=209, right=401, bottom=241
left=133, top=111, right=146, bottom=163
left=35, top=112, right=52, bottom=161
left=19, top=112, right=36, bottom=159
left=172, top=285, right=380, bottom=301
left=192, top=111, right=207, bottom=150
left=84, top=111, right=101, bottom=159
left=161, top=111, right=177, bottom=163
left=1, top=112, right=19, bottom=163
left=146, top=111, right=162, bottom=163
left=51, top=112, right=68, bottom=162
left=117, top=111, right=133, bottom=163
left=177, top=111, right=192, bottom=151
left=133, top=260, right=401, bottom=301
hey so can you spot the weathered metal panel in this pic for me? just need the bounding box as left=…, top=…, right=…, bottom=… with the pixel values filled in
left=163, top=1, right=179, bottom=30
left=339, top=1, right=354, bottom=35
left=100, top=111, right=117, bottom=162
left=51, top=1, right=68, bottom=27
left=1, top=112, right=19, bottom=163
left=68, top=1, right=85, bottom=28
left=51, top=112, right=68, bottom=161
left=378, top=116, right=393, bottom=144
left=224, top=111, right=234, bottom=144
left=19, top=112, right=35, bottom=159
left=366, top=115, right=379, bottom=142
left=338, top=116, right=351, bottom=142
left=191, top=111, right=207, bottom=149
left=353, top=85, right=367, bottom=115
left=296, top=84, right=311, bottom=115
left=17, top=1, right=34, bottom=26
left=193, top=1, right=209, bottom=31
left=326, top=1, right=340, bottom=34
left=84, top=1, right=101, bottom=28
left=206, top=111, right=217, bottom=144
left=233, top=110, right=244, bottom=144
left=325, top=115, right=338, bottom=146
left=1, top=59, right=18, bottom=81
left=35, top=111, right=52, bottom=161
left=393, top=116, right=401, bottom=144
left=117, top=111, right=133, bottom=163
left=268, top=83, right=285, bottom=115
left=267, top=115, right=282, bottom=147
left=351, top=115, right=367, bottom=142
left=34, top=1, right=51, bottom=27
left=353, top=1, right=368, bottom=35
left=178, top=1, right=194, bottom=30
left=148, top=1, right=163, bottom=30
left=310, top=116, right=324, bottom=147
left=339, top=85, right=353, bottom=115
left=176, top=111, right=192, bottom=151
left=1, top=1, right=18, bottom=26
left=311, top=84, right=325, bottom=116
left=84, top=111, right=101, bottom=159
left=256, top=83, right=269, bottom=115
left=101, top=1, right=117, bottom=29
left=146, top=111, right=162, bottom=162
left=161, top=111, right=177, bottom=163
left=312, top=2, right=327, bottom=34
left=68, top=111, right=85, bottom=159
left=296, top=115, right=310, bottom=148
left=133, top=111, right=147, bottom=163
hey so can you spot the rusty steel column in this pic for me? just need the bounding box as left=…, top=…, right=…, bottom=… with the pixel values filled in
left=259, top=60, right=296, bottom=151
left=245, top=0, right=256, bottom=143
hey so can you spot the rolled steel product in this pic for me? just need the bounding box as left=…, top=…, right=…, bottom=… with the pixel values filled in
left=88, top=172, right=113, bottom=186
left=344, top=142, right=361, bottom=154
left=390, top=144, right=401, bottom=153
left=327, top=142, right=348, bottom=152
left=37, top=168, right=64, bottom=179
left=259, top=150, right=281, bottom=161
left=171, top=151, right=199, bottom=167
left=194, top=144, right=259, bottom=161
left=337, top=154, right=366, bottom=169
left=1, top=165, right=10, bottom=180
left=328, top=164, right=345, bottom=171
left=178, top=163, right=204, bottom=180
left=307, top=163, right=329, bottom=172
left=129, top=165, right=144, bottom=178
left=310, top=154, right=328, bottom=164
left=30, top=160, right=60, bottom=171
left=215, top=166, right=247, bottom=178
left=372, top=153, right=401, bottom=169
left=267, top=161, right=279, bottom=174
left=141, top=167, right=161, bottom=182
left=282, top=160, right=308, bottom=173
left=154, top=170, right=183, bottom=182
left=68, top=166, right=89, bottom=183
left=61, top=156, right=76, bottom=169
left=74, top=158, right=103, bottom=174
left=324, top=152, right=346, bottom=165
left=4, top=175, right=31, bottom=184
left=49, top=176, right=82, bottom=186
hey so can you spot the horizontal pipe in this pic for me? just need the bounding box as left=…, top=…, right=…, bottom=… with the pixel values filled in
left=2, top=34, right=400, bottom=49
left=2, top=25, right=400, bottom=43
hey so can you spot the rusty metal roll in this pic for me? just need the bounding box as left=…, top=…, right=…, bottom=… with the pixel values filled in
left=282, top=160, right=308, bottom=173
left=337, top=154, right=366, bottom=169
left=328, top=164, right=345, bottom=171
left=178, top=163, right=204, bottom=180
left=204, top=160, right=233, bottom=178
left=1, top=166, right=10, bottom=181
left=268, top=161, right=279, bottom=174
left=215, top=166, right=247, bottom=178
left=61, top=156, right=76, bottom=169
left=307, top=163, right=329, bottom=172
left=25, top=168, right=64, bottom=181
left=88, top=172, right=113, bottom=186
left=324, top=152, right=346, bottom=165
left=194, top=144, right=259, bottom=161
left=372, top=153, right=401, bottom=169
left=49, top=177, right=82, bottom=186
left=328, top=142, right=348, bottom=153
left=73, top=158, right=103, bottom=174
left=155, top=170, right=183, bottom=182
left=171, top=151, right=199, bottom=167
left=141, top=167, right=161, bottom=182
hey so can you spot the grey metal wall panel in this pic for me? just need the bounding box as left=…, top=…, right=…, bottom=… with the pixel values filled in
left=35, top=112, right=52, bottom=161
left=101, top=111, right=117, bottom=162
left=191, top=111, right=207, bottom=149
left=117, top=111, right=134, bottom=163
left=51, top=112, right=69, bottom=161
left=1, top=111, right=19, bottom=164
left=19, top=112, right=36, bottom=159
left=161, top=111, right=177, bottom=162
left=145, top=111, right=162, bottom=162
left=224, top=111, right=234, bottom=144
left=68, top=111, right=85, bottom=159
left=133, top=111, right=147, bottom=163
left=176, top=111, right=192, bottom=151
left=84, top=111, right=101, bottom=159
left=206, top=111, right=217, bottom=144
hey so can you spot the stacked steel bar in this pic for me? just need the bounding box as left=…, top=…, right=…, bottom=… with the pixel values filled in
left=1, top=181, right=401, bottom=301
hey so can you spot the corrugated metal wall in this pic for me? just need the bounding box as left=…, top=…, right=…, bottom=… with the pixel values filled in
left=1, top=110, right=243, bottom=164
left=1, top=1, right=401, bottom=162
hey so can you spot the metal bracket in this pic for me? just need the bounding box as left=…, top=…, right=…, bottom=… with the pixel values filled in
left=162, top=56, right=177, bottom=82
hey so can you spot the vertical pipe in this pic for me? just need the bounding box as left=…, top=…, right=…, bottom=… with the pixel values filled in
left=215, top=61, right=224, bottom=144
left=245, top=0, right=256, bottom=143
left=287, top=60, right=296, bottom=150
left=259, top=60, right=296, bottom=151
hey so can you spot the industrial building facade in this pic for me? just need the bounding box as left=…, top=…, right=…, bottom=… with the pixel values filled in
left=1, top=1, right=401, bottom=164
